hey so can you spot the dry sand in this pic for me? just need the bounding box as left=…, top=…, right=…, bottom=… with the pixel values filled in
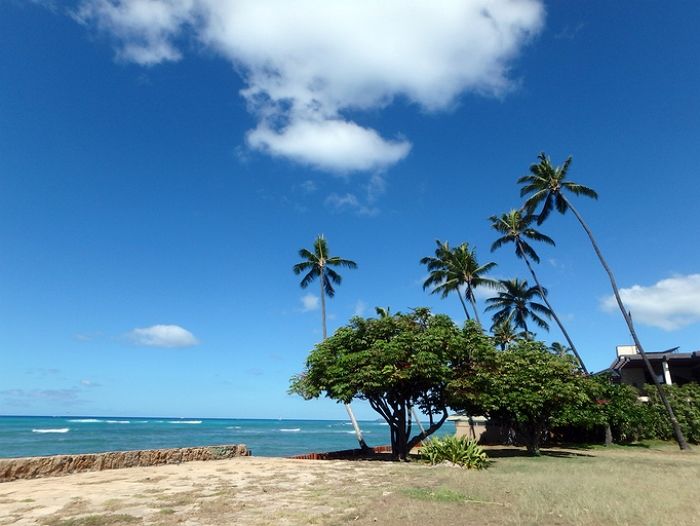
left=0, top=456, right=399, bottom=526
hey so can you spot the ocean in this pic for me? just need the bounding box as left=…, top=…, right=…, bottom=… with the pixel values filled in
left=0, top=416, right=455, bottom=459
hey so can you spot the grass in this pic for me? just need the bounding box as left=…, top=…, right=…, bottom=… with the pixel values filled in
left=43, top=514, right=140, bottom=526
left=8, top=444, right=700, bottom=526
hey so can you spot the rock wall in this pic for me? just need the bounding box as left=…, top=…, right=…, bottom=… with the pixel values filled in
left=0, top=444, right=249, bottom=483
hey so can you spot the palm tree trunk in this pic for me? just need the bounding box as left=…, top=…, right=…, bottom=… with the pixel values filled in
left=320, top=274, right=327, bottom=340
left=466, top=285, right=482, bottom=325
left=456, top=288, right=471, bottom=320
left=516, top=241, right=588, bottom=374
left=562, top=196, right=689, bottom=450
left=319, top=270, right=367, bottom=449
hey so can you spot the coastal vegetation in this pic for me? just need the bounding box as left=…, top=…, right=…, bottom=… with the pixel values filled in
left=291, top=152, right=694, bottom=455
left=290, top=310, right=465, bottom=460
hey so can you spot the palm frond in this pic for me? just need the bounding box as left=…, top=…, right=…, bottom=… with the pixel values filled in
left=299, top=268, right=318, bottom=289
left=325, top=267, right=342, bottom=285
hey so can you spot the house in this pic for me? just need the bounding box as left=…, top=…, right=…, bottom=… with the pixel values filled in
left=602, top=345, right=700, bottom=388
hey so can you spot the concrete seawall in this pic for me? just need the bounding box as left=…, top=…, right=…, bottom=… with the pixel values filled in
left=0, top=444, right=249, bottom=482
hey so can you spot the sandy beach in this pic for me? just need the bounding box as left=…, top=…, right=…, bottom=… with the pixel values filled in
left=0, top=456, right=406, bottom=526
left=2, top=446, right=699, bottom=526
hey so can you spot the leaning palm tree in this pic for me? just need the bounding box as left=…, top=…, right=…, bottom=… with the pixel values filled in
left=490, top=210, right=588, bottom=374
left=292, top=235, right=367, bottom=449
left=519, top=152, right=689, bottom=450
left=420, top=240, right=498, bottom=324
left=485, top=278, right=552, bottom=336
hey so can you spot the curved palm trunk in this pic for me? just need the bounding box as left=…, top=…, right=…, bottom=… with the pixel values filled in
left=563, top=196, right=689, bottom=450
left=456, top=289, right=471, bottom=321
left=516, top=241, right=588, bottom=374
left=320, top=270, right=368, bottom=449
left=466, top=284, right=482, bottom=326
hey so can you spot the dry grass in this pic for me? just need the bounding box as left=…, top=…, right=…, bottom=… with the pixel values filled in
left=2, top=445, right=698, bottom=526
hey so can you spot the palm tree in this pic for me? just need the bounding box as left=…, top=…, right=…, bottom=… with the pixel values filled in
left=550, top=342, right=570, bottom=358
left=485, top=278, right=552, bottom=336
left=375, top=306, right=395, bottom=318
left=492, top=316, right=519, bottom=350
left=490, top=210, right=588, bottom=374
left=420, top=240, right=498, bottom=324
left=293, top=234, right=357, bottom=339
left=292, top=235, right=367, bottom=449
left=518, top=152, right=689, bottom=450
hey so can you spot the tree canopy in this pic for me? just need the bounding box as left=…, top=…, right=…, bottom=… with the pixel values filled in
left=449, top=338, right=590, bottom=455
left=290, top=310, right=468, bottom=459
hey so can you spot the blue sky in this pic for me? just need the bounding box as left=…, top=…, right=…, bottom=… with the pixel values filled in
left=1, top=1, right=699, bottom=419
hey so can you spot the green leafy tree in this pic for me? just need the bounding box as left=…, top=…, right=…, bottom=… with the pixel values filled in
left=290, top=310, right=466, bottom=460
left=420, top=240, right=498, bottom=324
left=449, top=339, right=591, bottom=455
left=490, top=210, right=587, bottom=373
left=519, top=152, right=689, bottom=450
left=292, top=234, right=366, bottom=449
left=485, top=278, right=551, bottom=336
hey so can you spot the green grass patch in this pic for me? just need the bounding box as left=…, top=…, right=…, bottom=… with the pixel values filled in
left=44, top=514, right=140, bottom=526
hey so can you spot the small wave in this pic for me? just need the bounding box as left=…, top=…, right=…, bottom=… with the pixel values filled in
left=280, top=428, right=301, bottom=432
left=67, top=419, right=102, bottom=423
left=226, top=426, right=242, bottom=430
left=32, top=428, right=69, bottom=434
left=106, top=420, right=130, bottom=424
left=168, top=420, right=202, bottom=425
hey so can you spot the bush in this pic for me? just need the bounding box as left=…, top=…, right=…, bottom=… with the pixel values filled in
left=419, top=436, right=489, bottom=469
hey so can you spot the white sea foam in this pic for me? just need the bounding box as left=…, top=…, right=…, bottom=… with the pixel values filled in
left=280, top=428, right=301, bottom=432
left=226, top=426, right=242, bottom=430
left=106, top=420, right=130, bottom=424
left=67, top=419, right=102, bottom=423
left=168, top=420, right=202, bottom=424
left=32, top=428, right=69, bottom=434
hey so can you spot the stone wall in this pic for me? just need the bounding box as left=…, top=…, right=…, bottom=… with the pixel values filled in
left=0, top=444, right=249, bottom=483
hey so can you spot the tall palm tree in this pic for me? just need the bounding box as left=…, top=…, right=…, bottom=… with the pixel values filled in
left=420, top=240, right=498, bottom=324
left=519, top=152, right=689, bottom=450
left=293, top=234, right=357, bottom=339
left=292, top=235, right=367, bottom=449
left=485, top=278, right=552, bottom=336
left=490, top=210, right=588, bottom=374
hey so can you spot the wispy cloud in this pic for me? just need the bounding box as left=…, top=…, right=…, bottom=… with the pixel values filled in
left=354, top=300, right=367, bottom=317
left=73, top=0, right=544, bottom=173
left=601, top=274, right=700, bottom=331
left=300, top=293, right=320, bottom=312
left=128, top=324, right=200, bottom=348
left=80, top=379, right=101, bottom=387
left=0, top=388, right=83, bottom=405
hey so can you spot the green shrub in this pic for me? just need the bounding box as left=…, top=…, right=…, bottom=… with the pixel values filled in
left=419, top=435, right=489, bottom=469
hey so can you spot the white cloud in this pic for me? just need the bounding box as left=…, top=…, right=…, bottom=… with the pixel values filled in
left=129, top=324, right=200, bottom=347
left=354, top=300, right=367, bottom=317
left=301, top=293, right=320, bottom=312
left=601, top=274, right=700, bottom=331
left=74, top=0, right=544, bottom=172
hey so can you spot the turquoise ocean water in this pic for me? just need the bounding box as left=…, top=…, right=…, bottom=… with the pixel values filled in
left=0, top=416, right=455, bottom=458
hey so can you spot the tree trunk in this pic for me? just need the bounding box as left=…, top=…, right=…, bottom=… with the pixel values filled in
left=524, top=421, right=542, bottom=456
left=604, top=422, right=613, bottom=447
left=517, top=241, right=588, bottom=374
left=457, top=289, right=471, bottom=321
left=563, top=196, right=689, bottom=450
left=345, top=403, right=368, bottom=450
left=320, top=272, right=327, bottom=340
left=466, top=284, right=482, bottom=326
left=320, top=271, right=367, bottom=449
